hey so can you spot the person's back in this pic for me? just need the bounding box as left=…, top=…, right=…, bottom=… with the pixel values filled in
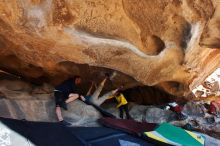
left=55, top=78, right=79, bottom=98
left=115, top=93, right=128, bottom=108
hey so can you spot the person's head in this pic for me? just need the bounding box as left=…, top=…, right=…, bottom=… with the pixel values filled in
left=73, top=75, right=82, bottom=85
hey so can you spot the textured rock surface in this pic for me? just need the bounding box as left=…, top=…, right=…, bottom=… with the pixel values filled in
left=0, top=98, right=55, bottom=121
left=0, top=0, right=219, bottom=96
left=144, top=107, right=177, bottom=123
left=182, top=101, right=206, bottom=117
left=0, top=79, right=53, bottom=100
left=200, top=0, right=220, bottom=48
left=0, top=98, right=102, bottom=126
left=62, top=100, right=102, bottom=127
left=0, top=77, right=101, bottom=126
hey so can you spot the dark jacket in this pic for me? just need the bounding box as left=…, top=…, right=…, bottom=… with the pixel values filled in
left=55, top=78, right=81, bottom=98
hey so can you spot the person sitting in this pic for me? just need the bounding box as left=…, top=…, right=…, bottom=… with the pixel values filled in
left=109, top=90, right=132, bottom=119
left=54, top=75, right=84, bottom=125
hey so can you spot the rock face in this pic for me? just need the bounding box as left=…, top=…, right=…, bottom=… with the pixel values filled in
left=0, top=0, right=219, bottom=96
left=0, top=78, right=101, bottom=126
left=0, top=98, right=56, bottom=122
left=62, top=100, right=102, bottom=126
left=192, top=68, right=220, bottom=98
left=0, top=98, right=102, bottom=127
left=144, top=107, right=177, bottom=123
left=182, top=102, right=206, bottom=117
left=200, top=0, right=220, bottom=48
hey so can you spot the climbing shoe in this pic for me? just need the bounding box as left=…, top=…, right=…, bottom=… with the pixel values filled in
left=60, top=120, right=72, bottom=127
left=109, top=71, right=117, bottom=80
left=105, top=71, right=117, bottom=81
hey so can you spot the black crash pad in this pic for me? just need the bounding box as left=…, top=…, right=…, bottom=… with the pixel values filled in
left=0, top=117, right=154, bottom=146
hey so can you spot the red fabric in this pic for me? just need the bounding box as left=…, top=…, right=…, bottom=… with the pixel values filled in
left=171, top=105, right=183, bottom=113
left=209, top=105, right=216, bottom=114
left=99, top=117, right=158, bottom=135
left=209, top=101, right=220, bottom=114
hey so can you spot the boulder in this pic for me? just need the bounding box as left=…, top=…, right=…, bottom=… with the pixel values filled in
left=144, top=107, right=176, bottom=123
left=0, top=79, right=53, bottom=100
left=62, top=100, right=101, bottom=127
left=0, top=98, right=55, bottom=121
left=129, top=104, right=150, bottom=121
left=182, top=101, right=206, bottom=117
left=0, top=98, right=101, bottom=127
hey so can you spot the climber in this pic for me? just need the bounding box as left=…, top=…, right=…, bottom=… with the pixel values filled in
left=54, top=75, right=83, bottom=125
left=80, top=72, right=118, bottom=106
left=109, top=90, right=132, bottom=119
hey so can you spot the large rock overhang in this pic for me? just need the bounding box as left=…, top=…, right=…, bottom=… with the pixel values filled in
left=0, top=0, right=219, bottom=97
